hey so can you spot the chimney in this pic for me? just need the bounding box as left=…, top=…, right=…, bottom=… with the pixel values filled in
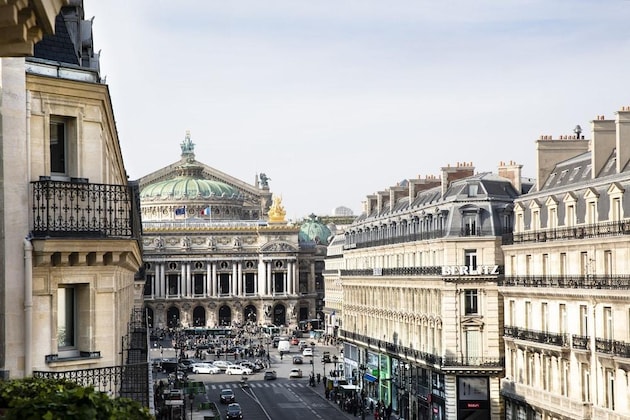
left=366, top=194, right=377, bottom=215
left=408, top=176, right=442, bottom=202
left=389, top=184, right=407, bottom=210
left=498, top=160, right=522, bottom=193
left=441, top=162, right=475, bottom=197
left=535, top=134, right=589, bottom=190
left=616, top=107, right=630, bottom=173
left=589, top=116, right=616, bottom=178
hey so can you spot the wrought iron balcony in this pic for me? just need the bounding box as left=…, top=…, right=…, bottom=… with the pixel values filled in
left=504, top=326, right=569, bottom=347
left=442, top=356, right=504, bottom=368
left=572, top=334, right=590, bottom=350
left=595, top=338, right=630, bottom=358
left=340, top=266, right=443, bottom=277
left=31, top=179, right=141, bottom=239
left=500, top=275, right=630, bottom=290
left=509, top=220, right=630, bottom=244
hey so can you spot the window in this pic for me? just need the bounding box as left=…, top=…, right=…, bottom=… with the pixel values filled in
left=58, top=287, right=76, bottom=350
left=580, top=305, right=588, bottom=336
left=541, top=302, right=548, bottom=332
left=581, top=363, right=590, bottom=402
left=167, top=274, right=179, bottom=296
left=605, top=250, right=612, bottom=276
left=464, top=329, right=480, bottom=362
left=525, top=302, right=531, bottom=328
left=144, top=275, right=154, bottom=296
left=560, top=253, right=567, bottom=276
left=464, top=249, right=477, bottom=271
left=559, top=304, right=567, bottom=333
left=611, top=197, right=622, bottom=222
left=525, top=255, right=532, bottom=276
left=193, top=274, right=204, bottom=295
left=462, top=213, right=477, bottom=236
left=542, top=254, right=549, bottom=277
left=219, top=273, right=230, bottom=294
left=566, top=204, right=576, bottom=227
left=464, top=289, right=478, bottom=315
left=586, top=201, right=597, bottom=224
left=548, top=207, right=557, bottom=229
left=509, top=300, right=516, bottom=325
left=50, top=118, right=67, bottom=174
left=605, top=369, right=615, bottom=409
left=245, top=273, right=255, bottom=294
left=604, top=307, right=613, bottom=340
left=468, top=184, right=478, bottom=197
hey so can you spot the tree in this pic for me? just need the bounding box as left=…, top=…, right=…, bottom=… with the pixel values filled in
left=0, top=377, right=152, bottom=419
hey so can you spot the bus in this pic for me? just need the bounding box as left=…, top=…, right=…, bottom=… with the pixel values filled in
left=261, top=325, right=281, bottom=337
left=298, top=319, right=323, bottom=333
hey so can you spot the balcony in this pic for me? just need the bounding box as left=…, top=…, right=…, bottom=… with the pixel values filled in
left=340, top=266, right=443, bottom=277
left=504, top=326, right=569, bottom=347
left=595, top=338, right=630, bottom=358
left=500, top=275, right=630, bottom=290
left=507, top=220, right=630, bottom=245
left=31, top=179, right=141, bottom=239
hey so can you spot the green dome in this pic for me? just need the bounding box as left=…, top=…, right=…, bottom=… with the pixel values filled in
left=299, top=214, right=332, bottom=245
left=140, top=163, right=240, bottom=200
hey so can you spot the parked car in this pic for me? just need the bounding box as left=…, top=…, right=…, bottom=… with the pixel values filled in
left=289, top=368, right=303, bottom=378
left=178, top=358, right=200, bottom=372
left=191, top=362, right=220, bottom=374
left=264, top=370, right=277, bottom=380
left=292, top=356, right=303, bottom=364
left=212, top=360, right=234, bottom=371
left=226, top=403, right=243, bottom=420
left=220, top=388, right=235, bottom=404
left=290, top=337, right=299, bottom=345
left=302, top=347, right=313, bottom=357
left=225, top=365, right=253, bottom=375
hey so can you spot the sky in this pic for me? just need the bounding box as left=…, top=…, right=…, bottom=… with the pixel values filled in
left=85, top=1, right=630, bottom=221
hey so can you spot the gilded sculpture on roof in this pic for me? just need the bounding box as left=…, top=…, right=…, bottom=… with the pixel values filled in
left=268, top=195, right=286, bottom=223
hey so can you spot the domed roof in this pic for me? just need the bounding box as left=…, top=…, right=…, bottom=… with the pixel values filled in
left=140, top=132, right=241, bottom=201
left=299, top=214, right=332, bottom=245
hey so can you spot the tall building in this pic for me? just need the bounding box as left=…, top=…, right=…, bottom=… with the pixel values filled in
left=500, top=110, right=630, bottom=419
left=336, top=163, right=533, bottom=419
left=139, top=133, right=319, bottom=331
left=0, top=0, right=143, bottom=383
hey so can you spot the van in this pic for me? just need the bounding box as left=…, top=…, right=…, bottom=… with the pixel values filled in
left=277, top=340, right=291, bottom=354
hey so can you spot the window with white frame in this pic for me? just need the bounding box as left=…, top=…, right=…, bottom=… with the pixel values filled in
left=581, top=363, right=590, bottom=402
left=605, top=368, right=615, bottom=409
left=586, top=200, right=597, bottom=224
left=464, top=289, right=478, bottom=315
left=58, top=286, right=76, bottom=351
left=525, top=301, right=531, bottom=328
left=542, top=254, right=549, bottom=277
left=49, top=116, right=76, bottom=177
left=580, top=304, right=588, bottom=336
left=604, top=306, right=613, bottom=340
left=559, top=303, right=567, bottom=333
left=464, top=249, right=477, bottom=271
left=548, top=206, right=557, bottom=229
left=541, top=302, right=548, bottom=332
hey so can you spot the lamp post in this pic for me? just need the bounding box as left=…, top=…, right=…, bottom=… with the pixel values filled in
left=309, top=342, right=316, bottom=386
left=358, top=364, right=367, bottom=420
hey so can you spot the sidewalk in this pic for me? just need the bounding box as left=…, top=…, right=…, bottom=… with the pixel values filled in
left=306, top=383, right=362, bottom=419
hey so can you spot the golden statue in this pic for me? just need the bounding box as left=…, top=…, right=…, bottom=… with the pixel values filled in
left=268, top=195, right=286, bottom=223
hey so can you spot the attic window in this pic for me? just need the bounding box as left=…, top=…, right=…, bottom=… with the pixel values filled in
left=568, top=167, right=580, bottom=182
left=544, top=173, right=556, bottom=188
left=556, top=170, right=568, bottom=184
left=582, top=164, right=592, bottom=179
left=468, top=184, right=478, bottom=197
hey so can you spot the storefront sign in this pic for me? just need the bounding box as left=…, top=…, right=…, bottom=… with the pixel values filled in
left=441, top=265, right=499, bottom=275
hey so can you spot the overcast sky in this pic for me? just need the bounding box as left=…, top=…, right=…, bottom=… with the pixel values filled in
left=86, top=1, right=630, bottom=220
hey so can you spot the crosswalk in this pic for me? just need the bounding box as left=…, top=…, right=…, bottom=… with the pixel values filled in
left=206, top=382, right=309, bottom=390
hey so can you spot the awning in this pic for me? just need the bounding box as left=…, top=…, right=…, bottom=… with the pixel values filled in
left=364, top=373, right=378, bottom=383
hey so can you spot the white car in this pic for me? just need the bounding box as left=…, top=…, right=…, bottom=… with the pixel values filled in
left=225, top=365, right=253, bottom=375
left=289, top=368, right=303, bottom=378
left=212, top=360, right=234, bottom=371
left=302, top=347, right=313, bottom=357
left=192, top=363, right=221, bottom=374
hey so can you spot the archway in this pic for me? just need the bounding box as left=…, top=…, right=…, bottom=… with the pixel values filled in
left=244, top=305, right=257, bottom=325
left=167, top=306, right=180, bottom=328
left=146, top=307, right=154, bottom=329
left=193, top=306, right=206, bottom=327
left=218, top=305, right=232, bottom=326
left=273, top=304, right=286, bottom=326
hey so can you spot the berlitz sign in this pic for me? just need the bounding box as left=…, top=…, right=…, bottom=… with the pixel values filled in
left=441, top=265, right=499, bottom=275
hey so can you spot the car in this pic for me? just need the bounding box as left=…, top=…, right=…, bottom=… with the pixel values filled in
left=191, top=362, right=221, bottom=374
left=212, top=360, right=234, bottom=371
left=292, top=356, right=303, bottom=364
left=225, top=365, right=253, bottom=375
left=322, top=351, right=331, bottom=363
left=264, top=370, right=277, bottom=380
left=178, top=358, right=200, bottom=372
left=289, top=368, right=303, bottom=378
left=298, top=340, right=307, bottom=350
left=302, top=347, right=313, bottom=357
left=226, top=403, right=243, bottom=420
left=290, top=337, right=299, bottom=345
left=219, top=388, right=235, bottom=404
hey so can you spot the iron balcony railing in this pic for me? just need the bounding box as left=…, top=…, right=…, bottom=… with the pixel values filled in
left=340, top=266, right=443, bottom=277
left=595, top=338, right=630, bottom=358
left=572, top=334, right=590, bottom=350
left=500, top=275, right=630, bottom=289
left=340, top=329, right=504, bottom=369
left=31, top=179, right=141, bottom=239
left=504, top=326, right=569, bottom=347
left=506, top=220, right=630, bottom=245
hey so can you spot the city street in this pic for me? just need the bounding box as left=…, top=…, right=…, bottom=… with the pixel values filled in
left=152, top=336, right=357, bottom=419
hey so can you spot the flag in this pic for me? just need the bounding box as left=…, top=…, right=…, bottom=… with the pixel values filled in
left=175, top=206, right=186, bottom=216
left=200, top=206, right=211, bottom=216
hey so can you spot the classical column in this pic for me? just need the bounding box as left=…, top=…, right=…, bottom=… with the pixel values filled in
left=180, top=263, right=186, bottom=297
left=158, top=263, right=165, bottom=297
left=206, top=263, right=211, bottom=297
left=186, top=263, right=192, bottom=297
left=211, top=262, right=217, bottom=296
left=267, top=262, right=272, bottom=295
left=237, top=262, right=243, bottom=296
left=258, top=260, right=265, bottom=295
left=235, top=261, right=238, bottom=296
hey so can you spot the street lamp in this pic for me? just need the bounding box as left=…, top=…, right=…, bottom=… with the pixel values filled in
left=309, top=342, right=316, bottom=386
left=358, top=364, right=367, bottom=420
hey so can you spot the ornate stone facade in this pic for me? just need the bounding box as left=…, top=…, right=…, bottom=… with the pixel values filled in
left=500, top=109, right=630, bottom=420
left=139, top=136, right=318, bottom=330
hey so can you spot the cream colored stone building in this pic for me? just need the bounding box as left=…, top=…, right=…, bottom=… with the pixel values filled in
left=336, top=163, right=532, bottom=420
left=139, top=134, right=320, bottom=330
left=0, top=1, right=143, bottom=380
left=500, top=109, right=630, bottom=419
